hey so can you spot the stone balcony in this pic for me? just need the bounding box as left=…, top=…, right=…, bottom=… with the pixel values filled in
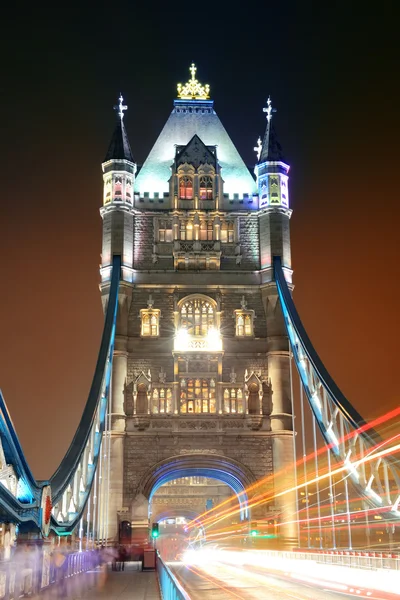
left=173, top=240, right=221, bottom=270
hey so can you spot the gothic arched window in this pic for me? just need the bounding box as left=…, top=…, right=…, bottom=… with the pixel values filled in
left=220, top=221, right=235, bottom=243
left=140, top=309, right=160, bottom=337
left=200, top=220, right=214, bottom=241
left=179, top=378, right=216, bottom=414
left=223, top=388, right=244, bottom=414
left=151, top=388, right=172, bottom=413
left=179, top=176, right=193, bottom=200
left=199, top=176, right=213, bottom=200
left=180, top=297, right=216, bottom=336
left=180, top=221, right=194, bottom=241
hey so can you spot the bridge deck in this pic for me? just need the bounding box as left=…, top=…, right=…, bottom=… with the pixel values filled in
left=79, top=570, right=161, bottom=600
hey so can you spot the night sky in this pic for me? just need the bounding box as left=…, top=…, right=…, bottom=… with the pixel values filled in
left=1, top=3, right=398, bottom=479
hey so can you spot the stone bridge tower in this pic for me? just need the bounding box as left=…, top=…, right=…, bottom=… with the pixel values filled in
left=99, top=66, right=296, bottom=546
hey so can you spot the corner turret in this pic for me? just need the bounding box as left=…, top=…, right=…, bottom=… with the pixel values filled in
left=255, top=97, right=292, bottom=279
left=100, top=95, right=136, bottom=282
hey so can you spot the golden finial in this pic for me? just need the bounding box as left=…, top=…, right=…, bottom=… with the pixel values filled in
left=177, top=63, right=210, bottom=100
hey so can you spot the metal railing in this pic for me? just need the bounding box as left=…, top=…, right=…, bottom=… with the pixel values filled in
left=156, top=552, right=191, bottom=600
left=239, top=549, right=400, bottom=572
left=291, top=549, right=400, bottom=571
left=0, top=549, right=98, bottom=599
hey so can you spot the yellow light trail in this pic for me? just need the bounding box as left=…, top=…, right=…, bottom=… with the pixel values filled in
left=199, top=438, right=400, bottom=532
left=187, top=406, right=400, bottom=531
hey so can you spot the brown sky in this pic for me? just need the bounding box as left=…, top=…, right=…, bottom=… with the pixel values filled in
left=0, top=3, right=398, bottom=479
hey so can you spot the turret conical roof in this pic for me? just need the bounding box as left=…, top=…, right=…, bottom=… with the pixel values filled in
left=259, top=97, right=285, bottom=163
left=103, top=95, right=134, bottom=163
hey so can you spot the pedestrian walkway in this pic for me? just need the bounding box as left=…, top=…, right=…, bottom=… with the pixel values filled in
left=31, top=565, right=161, bottom=600
left=79, top=569, right=161, bottom=600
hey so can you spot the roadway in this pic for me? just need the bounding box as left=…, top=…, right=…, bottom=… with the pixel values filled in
left=169, top=560, right=359, bottom=600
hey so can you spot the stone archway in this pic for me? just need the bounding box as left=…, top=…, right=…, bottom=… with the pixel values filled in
left=135, top=453, right=256, bottom=522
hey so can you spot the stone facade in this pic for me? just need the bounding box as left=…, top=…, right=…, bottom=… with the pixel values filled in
left=98, top=80, right=297, bottom=546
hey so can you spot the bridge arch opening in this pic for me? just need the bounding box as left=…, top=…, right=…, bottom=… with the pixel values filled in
left=139, top=454, right=255, bottom=522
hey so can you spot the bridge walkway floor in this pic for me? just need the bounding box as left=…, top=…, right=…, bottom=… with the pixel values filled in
left=33, top=566, right=161, bottom=600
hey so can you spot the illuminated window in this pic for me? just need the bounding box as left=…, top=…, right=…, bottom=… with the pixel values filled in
left=114, top=176, right=122, bottom=198
left=126, top=178, right=132, bottom=201
left=104, top=178, right=112, bottom=204
left=179, top=176, right=193, bottom=199
left=151, top=388, right=172, bottom=413
left=200, top=221, right=214, bottom=241
left=234, top=305, right=254, bottom=337
left=140, top=309, right=160, bottom=337
left=158, top=220, right=173, bottom=242
left=180, top=378, right=216, bottom=414
left=236, top=314, right=252, bottom=336
left=180, top=297, right=215, bottom=336
left=199, top=176, right=213, bottom=200
left=180, top=221, right=193, bottom=241
left=220, top=221, right=235, bottom=243
left=223, top=388, right=244, bottom=414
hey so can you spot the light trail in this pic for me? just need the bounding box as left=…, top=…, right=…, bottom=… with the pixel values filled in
left=187, top=406, right=400, bottom=531
left=182, top=548, right=400, bottom=598
left=185, top=563, right=248, bottom=599
left=199, top=438, right=400, bottom=532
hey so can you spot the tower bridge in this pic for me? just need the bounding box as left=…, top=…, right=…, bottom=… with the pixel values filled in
left=0, top=64, right=399, bottom=598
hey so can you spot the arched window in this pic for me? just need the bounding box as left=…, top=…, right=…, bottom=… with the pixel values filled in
left=200, top=221, right=213, bottom=241
left=114, top=176, right=122, bottom=199
left=179, top=176, right=193, bottom=200
left=234, top=308, right=254, bottom=337
left=141, top=309, right=160, bottom=337
left=244, top=315, right=252, bottom=335
left=142, top=313, right=151, bottom=336
left=180, top=297, right=215, bottom=335
left=180, top=378, right=216, bottom=413
left=224, top=388, right=244, bottom=414
left=151, top=388, right=172, bottom=413
left=158, top=220, right=173, bottom=242
left=236, top=315, right=244, bottom=336
left=180, top=221, right=193, bottom=241
left=220, top=221, right=235, bottom=243
left=199, top=176, right=213, bottom=200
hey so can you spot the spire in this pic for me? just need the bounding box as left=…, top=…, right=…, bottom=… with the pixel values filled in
left=259, top=97, right=285, bottom=163
left=104, top=94, right=134, bottom=163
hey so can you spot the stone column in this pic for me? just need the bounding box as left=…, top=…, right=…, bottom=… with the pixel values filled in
left=263, top=284, right=298, bottom=548
left=112, top=351, right=127, bottom=430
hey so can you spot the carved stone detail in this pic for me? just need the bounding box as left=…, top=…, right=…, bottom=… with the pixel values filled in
left=151, top=420, right=173, bottom=429
left=179, top=420, right=217, bottom=430
left=246, top=416, right=263, bottom=430
left=133, top=416, right=150, bottom=430
left=179, top=448, right=220, bottom=455
left=222, top=420, right=245, bottom=429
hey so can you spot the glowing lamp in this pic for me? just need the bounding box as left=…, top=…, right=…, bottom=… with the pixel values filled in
left=174, top=328, right=189, bottom=351
left=206, top=328, right=222, bottom=351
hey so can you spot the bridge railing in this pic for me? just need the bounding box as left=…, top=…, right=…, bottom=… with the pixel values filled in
left=237, top=548, right=400, bottom=572
left=156, top=552, right=191, bottom=600
left=0, top=549, right=97, bottom=600
left=292, top=548, right=400, bottom=571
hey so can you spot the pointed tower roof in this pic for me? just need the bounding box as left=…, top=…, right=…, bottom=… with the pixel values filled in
left=135, top=64, right=256, bottom=198
left=259, top=97, right=285, bottom=163
left=104, top=95, right=134, bottom=163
